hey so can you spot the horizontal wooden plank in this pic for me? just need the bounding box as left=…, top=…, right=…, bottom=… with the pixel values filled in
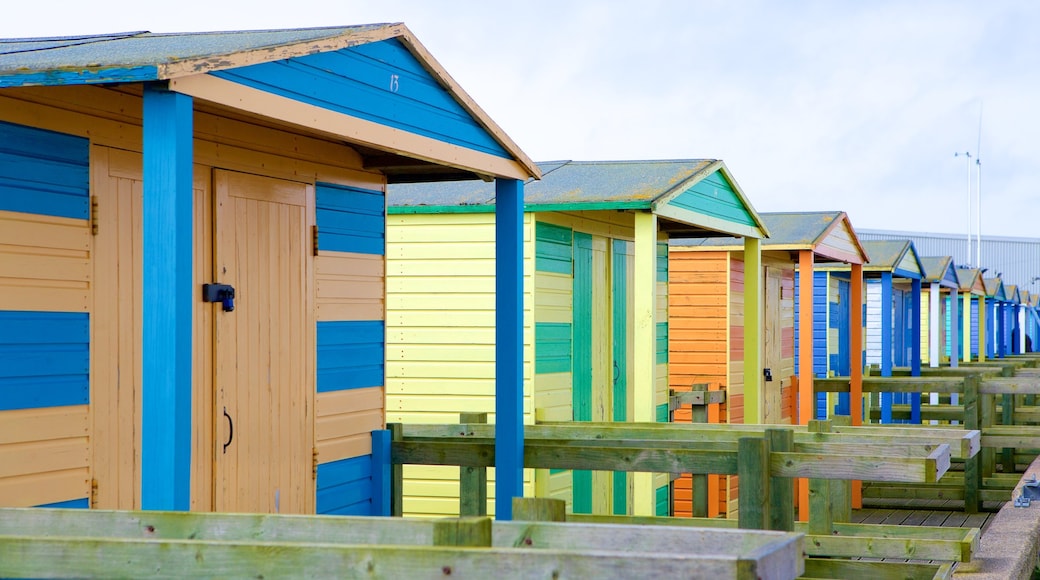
left=0, top=406, right=89, bottom=445
left=815, top=377, right=964, bottom=393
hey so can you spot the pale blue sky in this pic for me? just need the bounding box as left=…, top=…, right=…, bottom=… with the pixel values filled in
left=6, top=1, right=1038, bottom=237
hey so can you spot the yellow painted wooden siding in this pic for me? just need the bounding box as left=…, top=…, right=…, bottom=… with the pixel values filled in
left=535, top=269, right=573, bottom=423
left=921, top=291, right=931, bottom=364
left=0, top=210, right=90, bottom=313
left=386, top=212, right=535, bottom=518
left=316, top=251, right=384, bottom=322
left=0, top=406, right=90, bottom=507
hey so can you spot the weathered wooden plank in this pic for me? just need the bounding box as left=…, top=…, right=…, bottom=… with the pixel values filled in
left=458, top=412, right=487, bottom=517
left=512, top=497, right=566, bottom=522
left=981, top=377, right=1040, bottom=395
left=815, top=377, right=965, bottom=393
left=769, top=445, right=950, bottom=483
left=433, top=516, right=491, bottom=547
left=767, top=429, right=795, bottom=532
left=802, top=558, right=953, bottom=580
left=0, top=535, right=796, bottom=580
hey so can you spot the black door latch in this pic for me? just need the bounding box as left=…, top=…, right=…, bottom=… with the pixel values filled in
left=202, top=283, right=235, bottom=312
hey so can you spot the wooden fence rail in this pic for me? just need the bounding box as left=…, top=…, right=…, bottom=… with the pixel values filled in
left=0, top=507, right=804, bottom=580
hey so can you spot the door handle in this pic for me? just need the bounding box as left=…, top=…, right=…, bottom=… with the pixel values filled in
left=223, top=406, right=234, bottom=453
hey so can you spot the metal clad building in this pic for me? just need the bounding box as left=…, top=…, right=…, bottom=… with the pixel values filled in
left=858, top=230, right=1040, bottom=292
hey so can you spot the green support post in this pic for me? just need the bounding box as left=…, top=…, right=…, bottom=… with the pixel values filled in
left=459, top=412, right=489, bottom=517
left=737, top=436, right=770, bottom=530
left=807, top=420, right=833, bottom=535
left=389, top=422, right=404, bottom=517
left=963, top=375, right=981, bottom=513
left=432, top=517, right=493, bottom=547
left=766, top=428, right=794, bottom=532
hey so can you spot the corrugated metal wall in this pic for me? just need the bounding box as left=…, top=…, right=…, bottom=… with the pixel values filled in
left=859, top=229, right=1040, bottom=291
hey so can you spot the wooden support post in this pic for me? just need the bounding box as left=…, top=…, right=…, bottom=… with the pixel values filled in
left=633, top=211, right=658, bottom=516
left=512, top=497, right=567, bottom=522
left=807, top=420, right=833, bottom=535
left=432, top=517, right=493, bottom=547
left=1001, top=394, right=1016, bottom=473
left=371, top=429, right=392, bottom=517
left=850, top=263, right=864, bottom=509
left=766, top=428, right=794, bottom=532
left=389, top=422, right=404, bottom=517
left=828, top=416, right=852, bottom=524
left=737, top=436, right=770, bottom=530
left=494, top=178, right=525, bottom=521
left=797, top=251, right=815, bottom=521
left=459, top=413, right=489, bottom=517
left=962, top=375, right=981, bottom=513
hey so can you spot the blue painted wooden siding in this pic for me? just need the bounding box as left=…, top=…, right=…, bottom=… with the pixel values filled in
left=316, top=182, right=385, bottom=255
left=36, top=498, right=89, bottom=508
left=317, top=320, right=385, bottom=392
left=316, top=455, right=375, bottom=515
left=535, top=222, right=573, bottom=274
left=212, top=39, right=510, bottom=159
left=0, top=311, right=89, bottom=411
left=0, top=121, right=89, bottom=219
left=813, top=273, right=828, bottom=378
left=535, top=322, right=572, bottom=374
left=665, top=170, right=756, bottom=227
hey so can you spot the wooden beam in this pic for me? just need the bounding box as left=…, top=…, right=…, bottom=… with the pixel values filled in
left=633, top=211, right=658, bottom=516
left=744, top=236, right=764, bottom=424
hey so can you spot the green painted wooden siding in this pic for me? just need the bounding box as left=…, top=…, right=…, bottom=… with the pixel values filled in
left=535, top=323, right=572, bottom=374
left=535, top=221, right=573, bottom=274
left=572, top=232, right=593, bottom=514
left=655, top=485, right=669, bottom=516
left=656, top=241, right=668, bottom=283
left=656, top=403, right=669, bottom=423
left=665, top=169, right=756, bottom=228
left=656, top=322, right=669, bottom=365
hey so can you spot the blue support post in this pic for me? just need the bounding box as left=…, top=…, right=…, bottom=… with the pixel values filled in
left=880, top=273, right=893, bottom=424
left=370, top=430, right=391, bottom=517
left=910, top=278, right=922, bottom=424
left=994, top=299, right=1002, bottom=359
left=986, top=299, right=994, bottom=359
left=141, top=84, right=193, bottom=510
left=495, top=178, right=524, bottom=520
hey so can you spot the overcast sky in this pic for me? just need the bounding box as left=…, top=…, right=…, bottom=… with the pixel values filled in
left=5, top=1, right=1038, bottom=238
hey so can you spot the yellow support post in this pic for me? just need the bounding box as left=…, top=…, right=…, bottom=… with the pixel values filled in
left=978, top=295, right=987, bottom=362
left=633, top=211, right=658, bottom=516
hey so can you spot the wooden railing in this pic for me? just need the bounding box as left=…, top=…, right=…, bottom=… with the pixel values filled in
left=0, top=507, right=805, bottom=580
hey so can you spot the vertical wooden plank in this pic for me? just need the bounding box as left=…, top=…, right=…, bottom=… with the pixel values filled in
left=879, top=272, right=893, bottom=424
left=191, top=166, right=214, bottom=512
left=371, top=430, right=391, bottom=517
left=910, top=278, right=922, bottom=424
left=633, top=211, right=658, bottom=516
left=432, top=517, right=492, bottom=547
left=141, top=85, right=193, bottom=511
left=978, top=296, right=987, bottom=362
left=512, top=497, right=566, bottom=522
left=494, top=178, right=524, bottom=521
left=766, top=428, right=794, bottom=532
left=389, top=423, right=403, bottom=517
left=828, top=416, right=852, bottom=523
left=459, top=412, right=488, bottom=517
left=849, top=263, right=864, bottom=426
left=950, top=290, right=961, bottom=369
left=743, top=237, right=763, bottom=424
left=807, top=420, right=833, bottom=535
left=963, top=374, right=980, bottom=513
left=737, top=436, right=769, bottom=530
left=797, top=250, right=814, bottom=521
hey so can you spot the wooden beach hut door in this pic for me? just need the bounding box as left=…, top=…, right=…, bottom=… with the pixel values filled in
left=572, top=232, right=613, bottom=514
left=763, top=267, right=784, bottom=423
left=212, top=169, right=315, bottom=514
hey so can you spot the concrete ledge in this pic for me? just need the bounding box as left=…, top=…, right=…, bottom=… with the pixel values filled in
left=954, top=455, right=1040, bottom=579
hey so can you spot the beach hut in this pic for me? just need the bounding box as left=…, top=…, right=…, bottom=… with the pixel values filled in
left=818, top=239, right=924, bottom=423
left=955, top=268, right=988, bottom=363
left=983, top=277, right=1008, bottom=359
left=918, top=256, right=960, bottom=368
left=386, top=159, right=767, bottom=518
left=0, top=25, right=540, bottom=516
left=670, top=211, right=868, bottom=517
